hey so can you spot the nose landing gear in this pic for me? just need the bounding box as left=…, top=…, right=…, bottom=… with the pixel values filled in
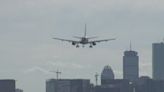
left=76, top=45, right=79, bottom=48
left=89, top=45, right=93, bottom=48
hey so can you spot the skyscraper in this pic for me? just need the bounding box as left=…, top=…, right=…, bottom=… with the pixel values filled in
left=152, top=42, right=164, bottom=80
left=101, top=65, right=115, bottom=85
left=123, top=45, right=139, bottom=82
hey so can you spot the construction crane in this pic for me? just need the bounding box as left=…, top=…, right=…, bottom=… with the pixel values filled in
left=50, top=69, right=61, bottom=80
left=95, top=72, right=99, bottom=86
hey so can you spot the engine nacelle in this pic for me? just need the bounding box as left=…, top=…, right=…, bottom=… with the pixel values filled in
left=72, top=42, right=76, bottom=45
left=92, top=42, right=96, bottom=46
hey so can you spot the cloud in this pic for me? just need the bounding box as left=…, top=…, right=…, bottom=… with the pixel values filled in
left=23, top=66, right=51, bottom=74
left=49, top=61, right=87, bottom=69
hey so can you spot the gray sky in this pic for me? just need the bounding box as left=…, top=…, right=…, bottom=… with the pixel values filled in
left=0, top=0, right=164, bottom=92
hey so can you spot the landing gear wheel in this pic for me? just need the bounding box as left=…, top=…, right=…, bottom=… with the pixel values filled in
left=76, top=45, right=79, bottom=48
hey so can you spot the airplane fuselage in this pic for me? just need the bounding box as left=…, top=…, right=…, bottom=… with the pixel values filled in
left=80, top=37, right=89, bottom=44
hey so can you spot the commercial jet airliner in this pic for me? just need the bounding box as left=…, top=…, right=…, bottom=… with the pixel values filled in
left=53, top=24, right=115, bottom=48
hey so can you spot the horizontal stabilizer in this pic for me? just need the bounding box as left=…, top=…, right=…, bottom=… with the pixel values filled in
left=73, top=36, right=83, bottom=39
left=87, top=36, right=98, bottom=39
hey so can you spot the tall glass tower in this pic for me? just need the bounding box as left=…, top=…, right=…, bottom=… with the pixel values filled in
left=123, top=46, right=139, bottom=82
left=153, top=42, right=164, bottom=80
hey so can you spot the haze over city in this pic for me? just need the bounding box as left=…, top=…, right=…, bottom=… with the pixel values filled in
left=0, top=0, right=164, bottom=92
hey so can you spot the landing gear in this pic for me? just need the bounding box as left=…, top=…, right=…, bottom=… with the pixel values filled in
left=76, top=45, right=79, bottom=48
left=75, top=44, right=93, bottom=48
left=89, top=45, right=93, bottom=48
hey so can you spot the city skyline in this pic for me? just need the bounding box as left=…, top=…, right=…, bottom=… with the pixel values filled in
left=0, top=41, right=162, bottom=92
left=1, top=0, right=164, bottom=92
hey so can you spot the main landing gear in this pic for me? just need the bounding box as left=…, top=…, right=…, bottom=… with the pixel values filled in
left=89, top=45, right=93, bottom=48
left=75, top=44, right=93, bottom=48
left=76, top=45, right=79, bottom=48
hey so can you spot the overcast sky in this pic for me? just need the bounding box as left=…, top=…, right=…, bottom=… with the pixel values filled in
left=0, top=0, right=164, bottom=92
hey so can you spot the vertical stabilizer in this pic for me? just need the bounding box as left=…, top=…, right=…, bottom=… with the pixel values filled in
left=84, top=24, right=87, bottom=38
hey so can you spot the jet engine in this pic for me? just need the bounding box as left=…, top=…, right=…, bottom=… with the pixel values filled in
left=72, top=42, right=76, bottom=45
left=92, top=42, right=96, bottom=46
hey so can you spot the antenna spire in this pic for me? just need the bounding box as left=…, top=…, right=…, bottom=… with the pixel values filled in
left=130, top=41, right=132, bottom=51
left=95, top=72, right=99, bottom=86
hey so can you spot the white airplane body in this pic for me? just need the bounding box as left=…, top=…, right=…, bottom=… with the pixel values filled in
left=53, top=24, right=115, bottom=48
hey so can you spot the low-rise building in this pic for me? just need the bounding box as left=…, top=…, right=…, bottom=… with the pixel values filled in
left=46, top=79, right=91, bottom=92
left=0, top=79, right=15, bottom=92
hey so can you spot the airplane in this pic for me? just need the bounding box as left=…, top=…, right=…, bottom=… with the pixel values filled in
left=53, top=24, right=116, bottom=48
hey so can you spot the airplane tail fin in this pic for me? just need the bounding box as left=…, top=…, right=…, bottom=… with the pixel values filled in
left=84, top=24, right=87, bottom=38
left=74, top=24, right=88, bottom=39
left=73, top=24, right=87, bottom=39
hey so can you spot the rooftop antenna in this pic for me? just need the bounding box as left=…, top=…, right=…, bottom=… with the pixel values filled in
left=130, top=41, right=132, bottom=51
left=95, top=72, right=99, bottom=86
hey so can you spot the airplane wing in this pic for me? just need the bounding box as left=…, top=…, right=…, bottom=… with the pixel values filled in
left=53, top=38, right=79, bottom=43
left=89, top=38, right=116, bottom=43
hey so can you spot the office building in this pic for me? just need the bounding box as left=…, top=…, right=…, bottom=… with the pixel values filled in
left=95, top=79, right=132, bottom=92
left=135, top=76, right=164, bottom=92
left=123, top=46, right=139, bottom=82
left=46, top=79, right=90, bottom=92
left=152, top=42, right=164, bottom=80
left=16, top=89, right=23, bottom=92
left=0, top=79, right=15, bottom=92
left=101, top=65, right=115, bottom=85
